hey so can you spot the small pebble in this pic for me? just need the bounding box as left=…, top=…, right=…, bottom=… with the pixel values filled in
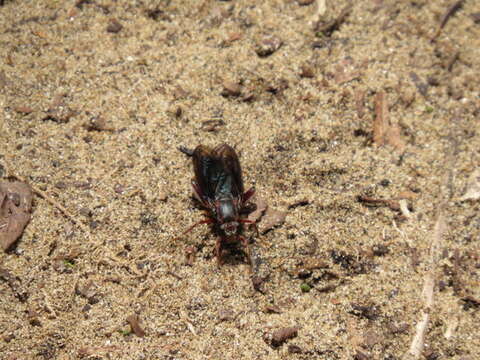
left=55, top=181, right=68, bottom=190
left=288, top=344, right=302, bottom=354
left=299, top=64, right=315, bottom=78
left=255, top=35, right=283, bottom=57
left=221, top=80, right=242, bottom=97
left=271, top=327, right=298, bottom=347
left=157, top=191, right=168, bottom=202
left=107, top=19, right=123, bottom=33
left=114, top=184, right=125, bottom=194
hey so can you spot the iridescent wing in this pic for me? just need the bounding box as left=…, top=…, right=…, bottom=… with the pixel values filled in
left=191, top=145, right=223, bottom=202
left=186, top=144, right=244, bottom=204
left=213, top=144, right=244, bottom=198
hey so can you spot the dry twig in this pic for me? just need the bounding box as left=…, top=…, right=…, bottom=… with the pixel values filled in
left=405, top=211, right=446, bottom=359
left=4, top=162, right=90, bottom=235
left=432, top=0, right=464, bottom=41
left=373, top=91, right=405, bottom=152
left=403, top=122, right=457, bottom=359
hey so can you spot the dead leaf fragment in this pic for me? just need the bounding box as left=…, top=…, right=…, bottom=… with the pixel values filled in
left=459, top=168, right=480, bottom=201
left=355, top=90, right=366, bottom=119
left=13, top=106, right=33, bottom=114
left=0, top=267, right=28, bottom=302
left=0, top=181, right=33, bottom=251
left=385, top=123, right=405, bottom=152
left=297, top=0, right=315, bottom=5
left=264, top=304, right=282, bottom=314
left=247, top=195, right=268, bottom=223
left=259, top=207, right=286, bottom=233
left=373, top=91, right=405, bottom=152
left=357, top=195, right=400, bottom=211
left=126, top=314, right=146, bottom=337
left=201, top=119, right=225, bottom=132
left=227, top=32, right=242, bottom=42
left=397, top=191, right=419, bottom=200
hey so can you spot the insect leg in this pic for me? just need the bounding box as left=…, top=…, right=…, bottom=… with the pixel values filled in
left=183, top=218, right=214, bottom=235
left=215, top=238, right=224, bottom=267
left=239, top=219, right=259, bottom=237
left=239, top=235, right=251, bottom=266
left=242, top=187, right=256, bottom=203
left=178, top=146, right=194, bottom=157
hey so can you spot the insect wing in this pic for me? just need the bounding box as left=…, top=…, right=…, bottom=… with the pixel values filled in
left=214, top=144, right=244, bottom=197
left=191, top=145, right=223, bottom=201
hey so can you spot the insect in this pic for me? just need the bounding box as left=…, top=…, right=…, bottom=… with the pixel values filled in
left=178, top=144, right=257, bottom=266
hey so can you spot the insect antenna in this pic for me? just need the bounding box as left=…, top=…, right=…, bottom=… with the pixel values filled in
left=178, top=146, right=194, bottom=157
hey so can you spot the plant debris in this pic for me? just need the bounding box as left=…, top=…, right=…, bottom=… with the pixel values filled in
left=432, top=0, right=464, bottom=41
left=126, top=314, right=146, bottom=337
left=357, top=195, right=400, bottom=212
left=13, top=105, right=33, bottom=114
left=201, top=119, right=225, bottom=132
left=297, top=0, right=315, bottom=5
left=355, top=89, right=366, bottom=119
left=459, top=168, right=480, bottom=201
left=264, top=304, right=281, bottom=314
left=0, top=180, right=33, bottom=251
left=269, top=327, right=299, bottom=347
left=314, top=4, right=352, bottom=37
left=259, top=207, right=287, bottom=233
left=0, top=267, right=28, bottom=302
left=373, top=91, right=405, bottom=152
left=247, top=195, right=267, bottom=223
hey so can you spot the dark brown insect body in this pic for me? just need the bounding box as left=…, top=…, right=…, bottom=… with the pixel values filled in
left=179, top=144, right=256, bottom=265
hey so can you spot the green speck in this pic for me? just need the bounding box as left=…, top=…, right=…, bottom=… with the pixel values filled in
left=425, top=106, right=434, bottom=113
left=300, top=283, right=311, bottom=293
left=118, top=329, right=131, bottom=336
left=315, top=32, right=324, bottom=38
left=63, top=259, right=75, bottom=268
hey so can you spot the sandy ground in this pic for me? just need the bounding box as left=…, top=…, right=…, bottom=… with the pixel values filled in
left=1, top=0, right=479, bottom=359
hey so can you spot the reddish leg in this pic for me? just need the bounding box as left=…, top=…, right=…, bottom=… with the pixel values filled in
left=215, top=238, right=224, bottom=267
left=242, top=187, right=255, bottom=203
left=183, top=218, right=214, bottom=235
left=239, top=235, right=251, bottom=266
left=239, top=219, right=259, bottom=237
